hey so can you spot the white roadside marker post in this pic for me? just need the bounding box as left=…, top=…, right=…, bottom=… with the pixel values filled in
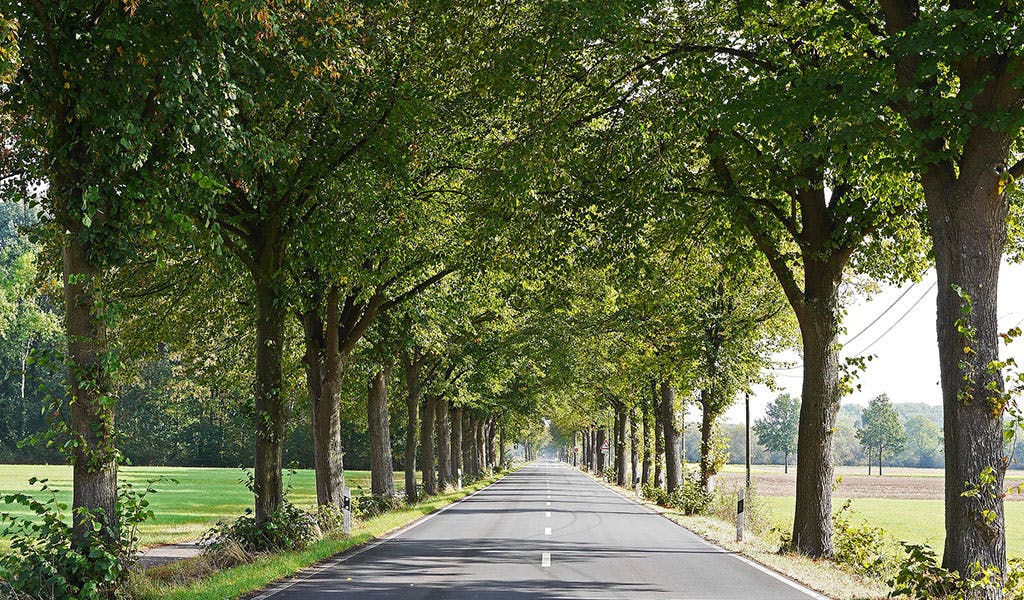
left=342, top=486, right=352, bottom=536
left=635, top=475, right=641, bottom=497
left=736, top=488, right=745, bottom=543
left=457, top=468, right=463, bottom=490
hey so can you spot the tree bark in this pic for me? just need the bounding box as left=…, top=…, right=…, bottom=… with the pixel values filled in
left=420, top=394, right=437, bottom=496
left=436, top=398, right=452, bottom=490
left=661, top=381, right=682, bottom=493
left=486, top=416, right=498, bottom=468
left=498, top=422, right=506, bottom=468
left=629, top=406, right=640, bottom=485
left=699, top=393, right=716, bottom=493
left=653, top=380, right=664, bottom=487
left=451, top=405, right=463, bottom=478
left=927, top=175, right=1008, bottom=583
left=401, top=352, right=421, bottom=503
left=252, top=255, right=287, bottom=523
left=791, top=296, right=842, bottom=557
left=299, top=287, right=345, bottom=510
left=596, top=427, right=606, bottom=472
left=641, top=391, right=652, bottom=485
left=63, top=230, right=118, bottom=546
left=615, top=403, right=628, bottom=486
left=463, top=411, right=476, bottom=475
left=476, top=418, right=487, bottom=472
left=368, top=363, right=396, bottom=497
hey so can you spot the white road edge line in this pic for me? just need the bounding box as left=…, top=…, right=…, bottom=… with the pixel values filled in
left=541, top=552, right=551, bottom=567
left=250, top=469, right=518, bottom=600
left=575, top=467, right=831, bottom=600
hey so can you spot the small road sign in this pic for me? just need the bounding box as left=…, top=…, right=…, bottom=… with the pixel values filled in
left=600, top=440, right=609, bottom=452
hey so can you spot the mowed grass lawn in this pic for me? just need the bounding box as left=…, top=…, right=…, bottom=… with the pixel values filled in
left=714, top=464, right=1024, bottom=559
left=0, top=465, right=411, bottom=551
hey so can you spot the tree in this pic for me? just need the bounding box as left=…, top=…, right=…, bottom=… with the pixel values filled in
left=753, top=394, right=801, bottom=473
left=857, top=394, right=907, bottom=476
left=868, top=2, right=1023, bottom=585
left=0, top=0, right=232, bottom=549
left=902, top=414, right=943, bottom=469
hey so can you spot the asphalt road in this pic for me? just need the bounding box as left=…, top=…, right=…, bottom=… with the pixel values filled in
left=253, top=460, right=827, bottom=600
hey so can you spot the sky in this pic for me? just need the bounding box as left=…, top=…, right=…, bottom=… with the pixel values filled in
left=721, top=261, right=1024, bottom=424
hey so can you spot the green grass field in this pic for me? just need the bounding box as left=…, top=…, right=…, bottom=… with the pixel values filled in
left=0, top=465, right=410, bottom=549
left=756, top=496, right=1024, bottom=558
left=713, top=463, right=1024, bottom=559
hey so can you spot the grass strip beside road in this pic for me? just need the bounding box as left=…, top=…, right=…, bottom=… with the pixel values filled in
left=130, top=470, right=513, bottom=600
left=581, top=469, right=888, bottom=600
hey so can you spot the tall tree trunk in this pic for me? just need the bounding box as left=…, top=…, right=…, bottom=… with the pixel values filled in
left=402, top=353, right=421, bottom=503
left=486, top=416, right=498, bottom=468
left=596, top=427, right=606, bottom=472
left=699, top=393, right=716, bottom=493
left=420, top=394, right=437, bottom=495
left=661, top=381, right=682, bottom=493
left=436, top=398, right=451, bottom=490
left=368, top=363, right=396, bottom=497
left=879, top=446, right=883, bottom=477
left=792, top=296, right=842, bottom=558
left=641, top=392, right=652, bottom=485
left=498, top=422, right=506, bottom=468
left=615, top=403, right=627, bottom=486
left=629, top=406, right=639, bottom=485
left=463, top=411, right=475, bottom=475
left=252, top=259, right=287, bottom=523
left=300, top=287, right=345, bottom=510
left=64, top=231, right=118, bottom=546
left=653, top=380, right=664, bottom=487
left=476, top=418, right=486, bottom=472
left=451, top=405, right=463, bottom=478
left=927, top=175, right=1008, bottom=583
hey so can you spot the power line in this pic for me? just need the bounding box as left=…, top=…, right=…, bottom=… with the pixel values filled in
left=770, top=280, right=922, bottom=371
left=842, top=281, right=919, bottom=346
left=851, top=280, right=938, bottom=356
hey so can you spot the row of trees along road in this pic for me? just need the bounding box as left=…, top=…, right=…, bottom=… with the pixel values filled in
left=1, top=1, right=1023, bottom=599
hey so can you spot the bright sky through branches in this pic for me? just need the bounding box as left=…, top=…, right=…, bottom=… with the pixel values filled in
left=726, top=262, right=1024, bottom=423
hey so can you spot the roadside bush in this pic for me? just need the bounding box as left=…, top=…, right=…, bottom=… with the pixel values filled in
left=641, top=475, right=712, bottom=515
left=831, top=500, right=897, bottom=578
left=202, top=471, right=340, bottom=555
left=889, top=543, right=1024, bottom=599
left=354, top=494, right=406, bottom=520
left=0, top=477, right=165, bottom=600
left=201, top=499, right=329, bottom=555
left=666, top=476, right=712, bottom=515
left=641, top=483, right=668, bottom=505
left=709, top=484, right=771, bottom=536
left=602, top=467, right=616, bottom=482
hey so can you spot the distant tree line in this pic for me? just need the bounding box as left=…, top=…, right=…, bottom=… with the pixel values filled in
left=702, top=393, right=1024, bottom=471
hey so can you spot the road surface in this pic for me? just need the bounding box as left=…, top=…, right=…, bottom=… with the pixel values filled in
left=253, top=460, right=826, bottom=599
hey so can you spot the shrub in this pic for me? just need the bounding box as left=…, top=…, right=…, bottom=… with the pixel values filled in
left=353, top=493, right=406, bottom=520
left=0, top=477, right=165, bottom=600
left=667, top=476, right=712, bottom=515
left=641, top=475, right=712, bottom=516
left=831, top=499, right=894, bottom=577
left=889, top=543, right=1024, bottom=599
left=602, top=467, right=616, bottom=483
left=201, top=470, right=340, bottom=555
left=201, top=500, right=336, bottom=555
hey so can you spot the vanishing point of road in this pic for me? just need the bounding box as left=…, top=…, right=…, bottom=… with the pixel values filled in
left=252, top=460, right=827, bottom=599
